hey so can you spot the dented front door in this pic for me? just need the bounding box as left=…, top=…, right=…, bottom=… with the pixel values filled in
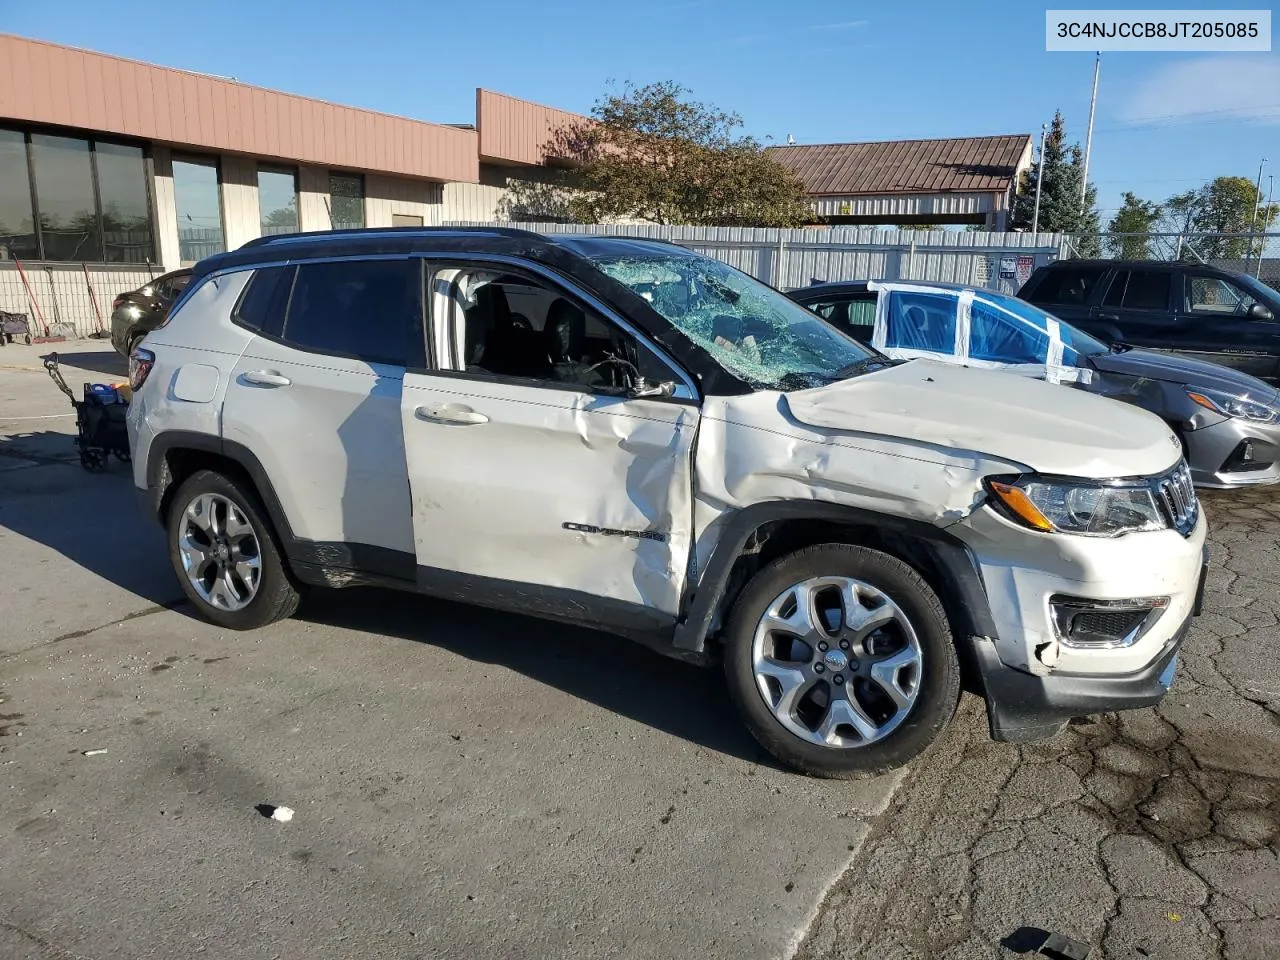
left=400, top=374, right=699, bottom=614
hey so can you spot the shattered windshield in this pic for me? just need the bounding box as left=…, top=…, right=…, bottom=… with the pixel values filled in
left=589, top=250, right=881, bottom=390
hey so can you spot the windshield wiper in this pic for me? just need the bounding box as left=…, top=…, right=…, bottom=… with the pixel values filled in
left=833, top=357, right=898, bottom=379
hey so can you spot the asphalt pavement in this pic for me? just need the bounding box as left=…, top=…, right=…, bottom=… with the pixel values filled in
left=1, top=342, right=1275, bottom=960
left=0, top=344, right=901, bottom=960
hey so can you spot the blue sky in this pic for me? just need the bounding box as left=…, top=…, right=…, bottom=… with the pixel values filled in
left=7, top=0, right=1280, bottom=222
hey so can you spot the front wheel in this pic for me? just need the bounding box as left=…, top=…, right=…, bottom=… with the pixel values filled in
left=166, top=469, right=301, bottom=630
left=723, top=544, right=960, bottom=779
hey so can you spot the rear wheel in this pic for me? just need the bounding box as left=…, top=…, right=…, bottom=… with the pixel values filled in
left=166, top=469, right=301, bottom=629
left=723, top=543, right=960, bottom=779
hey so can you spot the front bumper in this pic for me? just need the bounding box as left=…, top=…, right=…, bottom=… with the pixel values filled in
left=948, top=496, right=1208, bottom=740
left=974, top=607, right=1192, bottom=742
left=1185, top=416, right=1280, bottom=488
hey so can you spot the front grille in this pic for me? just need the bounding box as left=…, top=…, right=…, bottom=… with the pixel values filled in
left=1154, top=462, right=1198, bottom=536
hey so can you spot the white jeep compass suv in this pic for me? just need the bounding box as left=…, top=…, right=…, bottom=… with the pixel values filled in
left=127, top=228, right=1208, bottom=778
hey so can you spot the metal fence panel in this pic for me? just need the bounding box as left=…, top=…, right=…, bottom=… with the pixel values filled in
left=0, top=262, right=160, bottom=338
left=447, top=222, right=1067, bottom=294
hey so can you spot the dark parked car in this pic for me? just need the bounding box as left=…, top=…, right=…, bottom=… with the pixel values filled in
left=1018, top=260, right=1280, bottom=383
left=110, top=269, right=192, bottom=357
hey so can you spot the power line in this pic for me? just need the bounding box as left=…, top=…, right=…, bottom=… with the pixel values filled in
left=1119, top=101, right=1280, bottom=124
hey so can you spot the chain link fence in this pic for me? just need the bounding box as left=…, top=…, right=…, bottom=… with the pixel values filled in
left=1063, top=233, right=1280, bottom=291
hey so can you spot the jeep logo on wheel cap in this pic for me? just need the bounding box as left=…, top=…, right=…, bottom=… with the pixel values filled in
left=822, top=649, right=849, bottom=672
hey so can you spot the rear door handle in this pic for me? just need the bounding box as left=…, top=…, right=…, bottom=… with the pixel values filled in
left=415, top=404, right=489, bottom=426
left=241, top=370, right=292, bottom=387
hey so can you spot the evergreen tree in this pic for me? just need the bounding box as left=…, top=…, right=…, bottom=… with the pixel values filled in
left=1011, top=111, right=1101, bottom=253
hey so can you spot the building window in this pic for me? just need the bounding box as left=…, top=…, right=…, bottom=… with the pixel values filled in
left=329, top=173, right=365, bottom=230
left=173, top=157, right=225, bottom=264
left=0, top=127, right=155, bottom=264
left=258, top=166, right=298, bottom=236
left=30, top=134, right=100, bottom=262
left=95, top=142, right=154, bottom=263
left=0, top=130, right=38, bottom=260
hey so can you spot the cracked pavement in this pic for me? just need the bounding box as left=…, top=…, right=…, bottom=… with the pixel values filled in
left=797, top=488, right=1280, bottom=960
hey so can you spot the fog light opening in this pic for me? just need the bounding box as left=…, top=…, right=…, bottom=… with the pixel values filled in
left=1222, top=439, right=1272, bottom=474
left=1049, top=596, right=1170, bottom=649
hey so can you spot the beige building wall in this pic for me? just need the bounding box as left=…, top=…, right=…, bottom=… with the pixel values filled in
left=298, top=165, right=333, bottom=232
left=365, top=174, right=444, bottom=227
left=219, top=155, right=261, bottom=253
left=150, top=145, right=182, bottom=271
left=443, top=181, right=506, bottom=222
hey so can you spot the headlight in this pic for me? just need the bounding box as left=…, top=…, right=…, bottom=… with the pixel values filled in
left=1187, top=387, right=1279, bottom=423
left=986, top=475, right=1168, bottom=536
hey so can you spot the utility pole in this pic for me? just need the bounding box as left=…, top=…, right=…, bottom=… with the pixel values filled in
left=1032, top=123, right=1049, bottom=236
left=1250, top=158, right=1267, bottom=276
left=1080, top=52, right=1100, bottom=210
left=1259, top=173, right=1274, bottom=279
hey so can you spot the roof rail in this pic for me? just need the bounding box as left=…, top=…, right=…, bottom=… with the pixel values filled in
left=565, top=233, right=690, bottom=249
left=240, top=225, right=546, bottom=249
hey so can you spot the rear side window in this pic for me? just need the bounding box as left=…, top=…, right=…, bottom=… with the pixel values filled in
left=1106, top=270, right=1172, bottom=311
left=234, top=265, right=295, bottom=335
left=884, top=291, right=957, bottom=353
left=806, top=296, right=876, bottom=341
left=1025, top=266, right=1106, bottom=305
left=282, top=259, right=424, bottom=367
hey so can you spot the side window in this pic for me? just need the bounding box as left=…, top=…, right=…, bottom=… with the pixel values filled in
left=448, top=269, right=678, bottom=395
left=170, top=274, right=192, bottom=298
left=283, top=259, right=424, bottom=367
left=1186, top=276, right=1259, bottom=318
left=883, top=291, right=957, bottom=353
left=1118, top=270, right=1171, bottom=311
left=233, top=265, right=295, bottom=335
left=806, top=296, right=876, bottom=343
left=1028, top=267, right=1107, bottom=305
left=1103, top=271, right=1127, bottom=307
left=968, top=299, right=1050, bottom=364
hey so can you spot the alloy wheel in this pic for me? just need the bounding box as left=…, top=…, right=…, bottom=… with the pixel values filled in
left=751, top=576, right=924, bottom=748
left=177, top=492, right=262, bottom=612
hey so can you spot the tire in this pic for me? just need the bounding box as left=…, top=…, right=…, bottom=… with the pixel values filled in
left=723, top=543, right=960, bottom=779
left=166, top=469, right=301, bottom=630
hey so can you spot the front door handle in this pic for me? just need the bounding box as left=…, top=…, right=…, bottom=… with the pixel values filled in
left=241, top=370, right=292, bottom=387
left=415, top=404, right=489, bottom=426
left=1098, top=313, right=1120, bottom=322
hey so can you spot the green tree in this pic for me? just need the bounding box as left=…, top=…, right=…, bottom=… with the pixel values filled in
left=500, top=81, right=813, bottom=227
left=1010, top=111, right=1101, bottom=253
left=1160, top=176, right=1279, bottom=259
left=1106, top=192, right=1162, bottom=258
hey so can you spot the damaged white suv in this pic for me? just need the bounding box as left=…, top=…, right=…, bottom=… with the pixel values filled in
left=127, top=228, right=1208, bottom=778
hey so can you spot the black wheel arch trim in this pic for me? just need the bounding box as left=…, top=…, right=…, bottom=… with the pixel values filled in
left=145, top=429, right=299, bottom=548
left=672, top=501, right=1000, bottom=656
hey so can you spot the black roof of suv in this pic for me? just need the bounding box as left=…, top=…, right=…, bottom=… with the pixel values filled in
left=190, top=227, right=749, bottom=392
